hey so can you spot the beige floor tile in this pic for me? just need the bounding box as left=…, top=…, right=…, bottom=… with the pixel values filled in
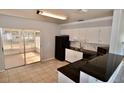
left=0, top=78, right=8, bottom=83
left=9, top=79, right=21, bottom=83
left=0, top=59, right=68, bottom=83
left=0, top=71, right=8, bottom=79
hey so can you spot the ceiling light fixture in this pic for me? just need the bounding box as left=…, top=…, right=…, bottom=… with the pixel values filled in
left=37, top=10, right=67, bottom=20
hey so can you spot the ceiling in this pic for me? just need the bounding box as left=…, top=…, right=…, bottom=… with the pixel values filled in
left=0, top=9, right=113, bottom=24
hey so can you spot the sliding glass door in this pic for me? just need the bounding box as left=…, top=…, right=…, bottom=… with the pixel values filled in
left=1, top=28, right=41, bottom=69
left=24, top=31, right=40, bottom=64
left=2, top=29, right=25, bottom=69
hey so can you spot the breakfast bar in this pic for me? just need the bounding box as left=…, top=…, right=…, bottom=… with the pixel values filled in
left=57, top=53, right=124, bottom=83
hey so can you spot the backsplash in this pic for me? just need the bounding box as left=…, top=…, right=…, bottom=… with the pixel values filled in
left=70, top=41, right=109, bottom=51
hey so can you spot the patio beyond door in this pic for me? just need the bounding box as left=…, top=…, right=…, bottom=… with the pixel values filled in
left=24, top=31, right=41, bottom=64
left=2, top=28, right=41, bottom=69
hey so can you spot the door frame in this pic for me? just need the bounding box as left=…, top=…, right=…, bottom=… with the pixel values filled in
left=0, top=28, right=5, bottom=71
left=23, top=30, right=41, bottom=65
left=1, top=28, right=41, bottom=70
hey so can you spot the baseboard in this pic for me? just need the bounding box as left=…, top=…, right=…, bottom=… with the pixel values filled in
left=42, top=57, right=54, bottom=62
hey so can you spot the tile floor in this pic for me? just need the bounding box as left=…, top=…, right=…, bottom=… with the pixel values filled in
left=1, top=59, right=124, bottom=83
left=0, top=59, right=68, bottom=83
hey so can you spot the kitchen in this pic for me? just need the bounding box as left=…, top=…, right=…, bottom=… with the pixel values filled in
left=0, top=9, right=124, bottom=83
left=55, top=10, right=124, bottom=83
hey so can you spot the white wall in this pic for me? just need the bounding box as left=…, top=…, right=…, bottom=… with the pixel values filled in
left=60, top=16, right=112, bottom=30
left=0, top=14, right=60, bottom=65
left=109, top=10, right=124, bottom=55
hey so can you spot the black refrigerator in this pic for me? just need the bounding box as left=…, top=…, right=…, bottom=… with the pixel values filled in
left=55, top=35, right=70, bottom=61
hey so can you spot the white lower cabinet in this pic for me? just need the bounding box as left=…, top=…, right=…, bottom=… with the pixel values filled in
left=58, top=71, right=103, bottom=83
left=58, top=71, right=75, bottom=83
left=58, top=61, right=124, bottom=83
left=80, top=71, right=103, bottom=83
left=79, top=71, right=89, bottom=83
left=65, top=48, right=83, bottom=63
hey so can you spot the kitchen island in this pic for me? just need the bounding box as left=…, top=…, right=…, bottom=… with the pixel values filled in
left=57, top=53, right=124, bottom=83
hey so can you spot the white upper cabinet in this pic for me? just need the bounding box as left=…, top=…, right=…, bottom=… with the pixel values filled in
left=78, top=28, right=86, bottom=42
left=99, top=27, right=111, bottom=45
left=71, top=29, right=80, bottom=41
left=61, top=26, right=112, bottom=48
left=61, top=29, right=78, bottom=41
left=85, top=28, right=99, bottom=44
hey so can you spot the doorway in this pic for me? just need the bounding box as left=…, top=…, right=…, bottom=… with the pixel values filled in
left=2, top=28, right=41, bottom=69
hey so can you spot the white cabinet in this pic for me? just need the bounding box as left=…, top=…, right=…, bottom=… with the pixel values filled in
left=78, top=28, right=87, bottom=42
left=85, top=28, right=99, bottom=44
left=65, top=48, right=83, bottom=63
left=58, top=71, right=75, bottom=83
left=61, top=26, right=112, bottom=50
left=99, top=27, right=111, bottom=45
left=80, top=71, right=103, bottom=83
left=79, top=71, right=89, bottom=82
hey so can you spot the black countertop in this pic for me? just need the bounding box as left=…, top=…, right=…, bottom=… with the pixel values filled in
left=57, top=53, right=124, bottom=83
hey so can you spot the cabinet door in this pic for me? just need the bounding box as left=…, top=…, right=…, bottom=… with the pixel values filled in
left=58, top=71, right=75, bottom=83
left=78, top=28, right=86, bottom=42
left=99, top=27, right=111, bottom=45
left=85, top=28, right=99, bottom=44
left=80, top=71, right=103, bottom=83
left=80, top=71, right=89, bottom=83
left=70, top=29, right=79, bottom=41
left=88, top=75, right=103, bottom=83
left=80, top=71, right=98, bottom=83
left=65, top=49, right=83, bottom=63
